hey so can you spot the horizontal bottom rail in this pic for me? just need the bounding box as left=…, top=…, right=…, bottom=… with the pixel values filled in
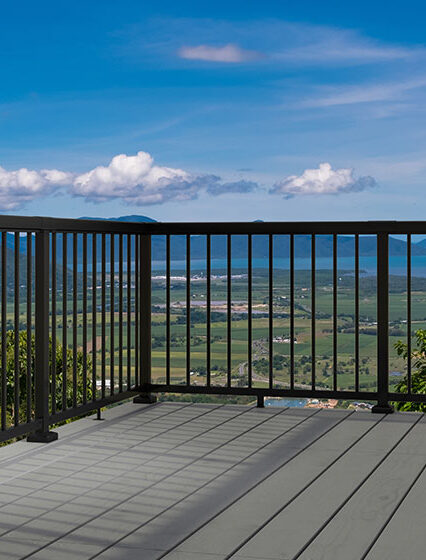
left=144, top=384, right=426, bottom=404
left=48, top=390, right=138, bottom=425
left=142, top=384, right=380, bottom=402
left=387, top=392, right=426, bottom=403
left=0, top=420, right=42, bottom=444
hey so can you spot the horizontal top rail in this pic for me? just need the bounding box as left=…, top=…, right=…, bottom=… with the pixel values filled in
left=0, top=215, right=146, bottom=233
left=1, top=215, right=426, bottom=234
left=143, top=221, right=426, bottom=235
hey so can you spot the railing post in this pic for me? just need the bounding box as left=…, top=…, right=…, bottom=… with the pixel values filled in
left=133, top=233, right=156, bottom=404
left=27, top=231, right=58, bottom=442
left=372, top=232, right=393, bottom=414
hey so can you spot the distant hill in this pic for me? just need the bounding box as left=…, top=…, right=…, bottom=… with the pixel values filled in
left=79, top=215, right=157, bottom=223
left=414, top=238, right=426, bottom=249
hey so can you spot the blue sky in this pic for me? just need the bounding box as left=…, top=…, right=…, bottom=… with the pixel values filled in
left=1, top=1, right=426, bottom=221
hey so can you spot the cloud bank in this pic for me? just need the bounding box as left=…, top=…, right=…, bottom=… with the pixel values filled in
left=73, top=151, right=197, bottom=205
left=0, top=151, right=261, bottom=210
left=0, top=154, right=376, bottom=210
left=0, top=166, right=71, bottom=210
left=270, top=163, right=377, bottom=197
left=72, top=152, right=260, bottom=205
left=178, top=44, right=262, bottom=63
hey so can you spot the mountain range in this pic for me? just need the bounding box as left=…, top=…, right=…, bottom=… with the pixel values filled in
left=5, top=216, right=426, bottom=262
left=80, top=216, right=426, bottom=261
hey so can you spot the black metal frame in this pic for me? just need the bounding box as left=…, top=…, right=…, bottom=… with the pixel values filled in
left=0, top=215, right=424, bottom=443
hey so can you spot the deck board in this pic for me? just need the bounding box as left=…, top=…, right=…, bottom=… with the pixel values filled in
left=165, top=411, right=379, bottom=559
left=0, top=403, right=423, bottom=560
left=230, top=413, right=419, bottom=560
left=297, top=414, right=426, bottom=560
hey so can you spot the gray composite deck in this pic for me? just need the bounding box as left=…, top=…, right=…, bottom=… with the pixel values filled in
left=0, top=402, right=425, bottom=560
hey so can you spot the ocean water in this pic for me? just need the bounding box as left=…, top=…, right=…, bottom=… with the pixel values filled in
left=151, top=255, right=426, bottom=277
left=79, top=255, right=426, bottom=277
left=265, top=398, right=308, bottom=408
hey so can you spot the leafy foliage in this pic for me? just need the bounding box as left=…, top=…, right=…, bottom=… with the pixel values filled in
left=394, top=329, right=426, bottom=412
left=4, top=330, right=93, bottom=425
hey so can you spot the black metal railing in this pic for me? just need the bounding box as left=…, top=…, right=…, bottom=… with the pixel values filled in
left=0, top=216, right=424, bottom=443
left=143, top=222, right=426, bottom=412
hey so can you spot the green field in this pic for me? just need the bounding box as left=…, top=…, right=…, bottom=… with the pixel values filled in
left=5, top=267, right=421, bottom=397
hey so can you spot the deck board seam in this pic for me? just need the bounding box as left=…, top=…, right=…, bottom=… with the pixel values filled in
left=0, top=405, right=231, bottom=539
left=85, top=406, right=297, bottom=559
left=0, top=402, right=190, bottom=467
left=291, top=413, right=425, bottom=560
left=151, top=408, right=324, bottom=560
left=221, top=410, right=393, bottom=560
left=19, top=405, right=258, bottom=559
left=359, top=414, right=426, bottom=560
left=0, top=403, right=197, bottom=477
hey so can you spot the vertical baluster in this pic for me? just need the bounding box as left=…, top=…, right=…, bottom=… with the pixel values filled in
left=134, top=235, right=139, bottom=387
left=166, top=234, right=170, bottom=385
left=407, top=233, right=412, bottom=394
left=110, top=234, right=115, bottom=395
left=269, top=234, right=273, bottom=390
left=118, top=233, right=123, bottom=393
left=333, top=234, right=338, bottom=392
left=290, top=234, right=295, bottom=391
left=72, top=233, right=77, bottom=407
left=186, top=234, right=191, bottom=386
left=92, top=233, right=97, bottom=400
left=248, top=234, right=252, bottom=389
left=127, top=234, right=131, bottom=389
left=355, top=234, right=360, bottom=393
left=311, top=234, right=316, bottom=391
left=50, top=233, right=55, bottom=416
left=101, top=233, right=106, bottom=399
left=82, top=233, right=87, bottom=404
left=206, top=234, right=211, bottom=387
left=227, top=234, right=231, bottom=387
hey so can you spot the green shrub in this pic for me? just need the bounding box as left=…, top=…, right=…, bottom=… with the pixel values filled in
left=394, top=329, right=426, bottom=412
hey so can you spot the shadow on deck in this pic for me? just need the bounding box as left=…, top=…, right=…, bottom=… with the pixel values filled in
left=0, top=402, right=424, bottom=560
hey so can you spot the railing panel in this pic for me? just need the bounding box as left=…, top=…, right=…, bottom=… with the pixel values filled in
left=44, top=229, right=141, bottom=427
left=147, top=224, right=425, bottom=412
left=0, top=231, right=37, bottom=435
left=0, top=216, right=425, bottom=442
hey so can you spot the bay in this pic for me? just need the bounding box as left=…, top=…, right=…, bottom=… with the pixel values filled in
left=77, top=255, right=426, bottom=276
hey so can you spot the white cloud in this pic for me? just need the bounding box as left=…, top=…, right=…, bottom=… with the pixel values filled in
left=270, top=163, right=377, bottom=197
left=71, top=151, right=259, bottom=205
left=0, top=151, right=260, bottom=210
left=178, top=43, right=262, bottom=63
left=0, top=166, right=71, bottom=210
left=72, top=151, right=200, bottom=205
